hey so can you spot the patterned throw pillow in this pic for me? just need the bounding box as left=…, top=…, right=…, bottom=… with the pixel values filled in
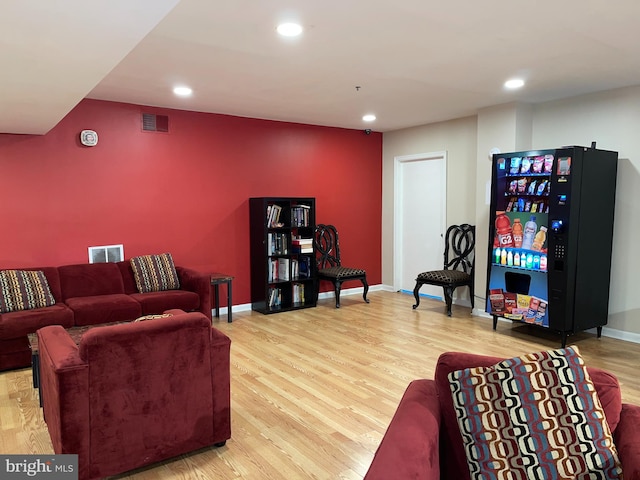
left=0, top=269, right=56, bottom=313
left=134, top=313, right=173, bottom=322
left=449, top=346, right=622, bottom=480
left=130, top=253, right=180, bottom=293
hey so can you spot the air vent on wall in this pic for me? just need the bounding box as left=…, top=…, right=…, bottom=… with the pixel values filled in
left=142, top=113, right=169, bottom=132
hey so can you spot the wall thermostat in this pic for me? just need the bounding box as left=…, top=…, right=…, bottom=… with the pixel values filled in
left=80, top=130, right=98, bottom=147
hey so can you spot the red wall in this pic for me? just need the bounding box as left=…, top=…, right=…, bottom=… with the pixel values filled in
left=0, top=99, right=382, bottom=306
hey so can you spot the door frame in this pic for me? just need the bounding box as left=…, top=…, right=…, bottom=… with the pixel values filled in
left=393, top=151, right=447, bottom=292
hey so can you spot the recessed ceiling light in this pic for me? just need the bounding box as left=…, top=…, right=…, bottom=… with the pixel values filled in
left=363, top=114, right=376, bottom=122
left=173, top=86, right=193, bottom=97
left=504, top=78, right=525, bottom=90
left=277, top=22, right=303, bottom=37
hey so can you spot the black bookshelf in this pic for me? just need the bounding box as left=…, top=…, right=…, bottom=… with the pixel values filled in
left=249, top=197, right=317, bottom=314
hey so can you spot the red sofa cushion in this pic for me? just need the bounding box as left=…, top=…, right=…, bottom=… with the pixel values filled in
left=58, top=263, right=125, bottom=299
left=129, top=290, right=199, bottom=315
left=435, top=351, right=623, bottom=480
left=116, top=261, right=139, bottom=294
left=0, top=303, right=74, bottom=337
left=65, top=294, right=141, bottom=326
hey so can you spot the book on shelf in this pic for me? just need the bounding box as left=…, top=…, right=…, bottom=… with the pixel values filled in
left=292, top=236, right=313, bottom=254
left=268, top=287, right=281, bottom=307
left=298, top=256, right=312, bottom=278
left=277, top=258, right=290, bottom=281
left=268, top=258, right=278, bottom=282
left=268, top=232, right=288, bottom=255
left=292, top=282, right=305, bottom=304
left=267, top=204, right=283, bottom=228
left=291, top=204, right=311, bottom=227
left=291, top=237, right=313, bottom=246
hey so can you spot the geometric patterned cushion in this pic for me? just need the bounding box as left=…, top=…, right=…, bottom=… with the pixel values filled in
left=134, top=313, right=174, bottom=322
left=0, top=269, right=56, bottom=313
left=448, top=346, right=623, bottom=480
left=130, top=253, right=180, bottom=293
left=417, top=269, right=470, bottom=284
left=318, top=266, right=366, bottom=279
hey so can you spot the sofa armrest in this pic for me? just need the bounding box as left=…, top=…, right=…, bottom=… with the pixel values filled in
left=210, top=327, right=231, bottom=444
left=37, top=325, right=90, bottom=471
left=176, top=266, right=212, bottom=320
left=364, top=379, right=441, bottom=480
left=615, top=403, right=640, bottom=479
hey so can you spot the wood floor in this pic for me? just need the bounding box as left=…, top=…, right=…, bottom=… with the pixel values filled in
left=1, top=291, right=639, bottom=479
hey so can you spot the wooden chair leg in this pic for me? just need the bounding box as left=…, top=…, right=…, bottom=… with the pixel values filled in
left=412, top=282, right=422, bottom=309
left=334, top=280, right=343, bottom=308
left=443, top=286, right=454, bottom=316
left=361, top=277, right=370, bottom=303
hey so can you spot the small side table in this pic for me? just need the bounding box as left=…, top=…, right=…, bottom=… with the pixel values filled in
left=211, top=273, right=234, bottom=323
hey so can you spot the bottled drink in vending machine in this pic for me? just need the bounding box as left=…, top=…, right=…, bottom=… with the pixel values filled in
left=526, top=253, right=534, bottom=269
left=532, top=226, right=548, bottom=251
left=522, top=216, right=537, bottom=250
left=495, top=214, right=514, bottom=248
left=540, top=254, right=548, bottom=271
left=512, top=218, right=523, bottom=248
left=495, top=247, right=501, bottom=264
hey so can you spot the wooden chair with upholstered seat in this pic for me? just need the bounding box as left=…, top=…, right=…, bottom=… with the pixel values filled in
left=314, top=224, right=369, bottom=308
left=413, top=223, right=475, bottom=316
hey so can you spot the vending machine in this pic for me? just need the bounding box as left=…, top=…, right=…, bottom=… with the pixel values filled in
left=486, top=144, right=618, bottom=346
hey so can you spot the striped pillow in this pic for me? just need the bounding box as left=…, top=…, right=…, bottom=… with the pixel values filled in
left=0, top=270, right=56, bottom=313
left=130, top=253, right=180, bottom=293
left=449, top=346, right=622, bottom=480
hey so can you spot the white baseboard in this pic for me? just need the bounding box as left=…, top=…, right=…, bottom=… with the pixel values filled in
left=215, top=291, right=640, bottom=345
left=212, top=284, right=388, bottom=318
left=594, top=327, right=640, bottom=344
left=317, top=283, right=385, bottom=300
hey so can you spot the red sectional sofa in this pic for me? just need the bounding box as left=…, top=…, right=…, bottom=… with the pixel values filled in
left=0, top=261, right=211, bottom=371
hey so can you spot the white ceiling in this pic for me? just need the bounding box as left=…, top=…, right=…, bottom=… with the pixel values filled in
left=4, top=0, right=640, bottom=135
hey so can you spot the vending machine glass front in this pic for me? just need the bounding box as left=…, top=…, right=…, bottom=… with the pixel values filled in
left=486, top=153, right=552, bottom=326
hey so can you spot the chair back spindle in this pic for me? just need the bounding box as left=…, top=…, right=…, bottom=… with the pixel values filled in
left=444, top=224, right=475, bottom=274
left=315, top=224, right=342, bottom=269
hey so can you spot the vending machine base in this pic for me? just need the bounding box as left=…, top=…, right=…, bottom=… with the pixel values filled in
left=491, top=316, right=603, bottom=348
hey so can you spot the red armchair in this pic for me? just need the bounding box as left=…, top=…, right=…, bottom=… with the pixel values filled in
left=37, top=310, right=231, bottom=480
left=364, top=352, right=640, bottom=480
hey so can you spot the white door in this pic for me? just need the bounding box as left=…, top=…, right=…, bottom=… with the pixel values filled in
left=394, top=152, right=447, bottom=299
